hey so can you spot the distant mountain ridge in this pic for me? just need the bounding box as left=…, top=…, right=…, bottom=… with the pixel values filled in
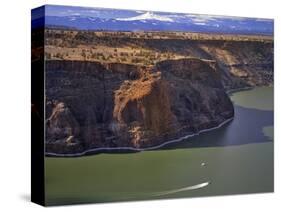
left=31, top=5, right=273, bottom=35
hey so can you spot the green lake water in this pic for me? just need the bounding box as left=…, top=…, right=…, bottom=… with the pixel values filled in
left=45, top=87, right=274, bottom=205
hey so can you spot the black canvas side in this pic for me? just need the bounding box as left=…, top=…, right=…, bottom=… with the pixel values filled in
left=31, top=6, right=45, bottom=206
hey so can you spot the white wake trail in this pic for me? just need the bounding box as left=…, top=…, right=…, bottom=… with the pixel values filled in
left=152, top=182, right=210, bottom=196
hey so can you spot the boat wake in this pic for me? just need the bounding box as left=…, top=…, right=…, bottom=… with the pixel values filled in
left=152, top=181, right=210, bottom=197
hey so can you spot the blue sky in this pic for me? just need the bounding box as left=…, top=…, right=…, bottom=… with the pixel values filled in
left=43, top=4, right=273, bottom=23
left=32, top=5, right=273, bottom=35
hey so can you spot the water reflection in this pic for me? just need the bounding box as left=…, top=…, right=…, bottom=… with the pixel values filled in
left=162, top=105, right=273, bottom=150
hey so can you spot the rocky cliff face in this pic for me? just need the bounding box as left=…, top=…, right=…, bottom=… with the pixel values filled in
left=133, top=39, right=273, bottom=90
left=45, top=58, right=234, bottom=154
left=45, top=30, right=273, bottom=92
left=43, top=30, right=273, bottom=155
left=195, top=41, right=273, bottom=90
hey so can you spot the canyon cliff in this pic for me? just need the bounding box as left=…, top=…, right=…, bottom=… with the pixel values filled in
left=43, top=30, right=273, bottom=155
left=45, top=58, right=234, bottom=154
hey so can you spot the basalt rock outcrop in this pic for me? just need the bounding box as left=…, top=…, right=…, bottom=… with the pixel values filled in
left=44, top=30, right=273, bottom=91
left=130, top=39, right=273, bottom=90
left=45, top=58, right=234, bottom=154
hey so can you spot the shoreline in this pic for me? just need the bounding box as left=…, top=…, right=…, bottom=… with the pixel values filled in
left=226, top=86, right=253, bottom=95
left=45, top=117, right=234, bottom=157
left=45, top=86, right=263, bottom=157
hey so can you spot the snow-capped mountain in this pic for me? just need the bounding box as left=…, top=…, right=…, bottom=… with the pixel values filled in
left=32, top=5, right=273, bottom=35
left=116, top=12, right=174, bottom=22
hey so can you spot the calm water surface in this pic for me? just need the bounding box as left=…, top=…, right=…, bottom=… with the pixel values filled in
left=45, top=87, right=273, bottom=205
